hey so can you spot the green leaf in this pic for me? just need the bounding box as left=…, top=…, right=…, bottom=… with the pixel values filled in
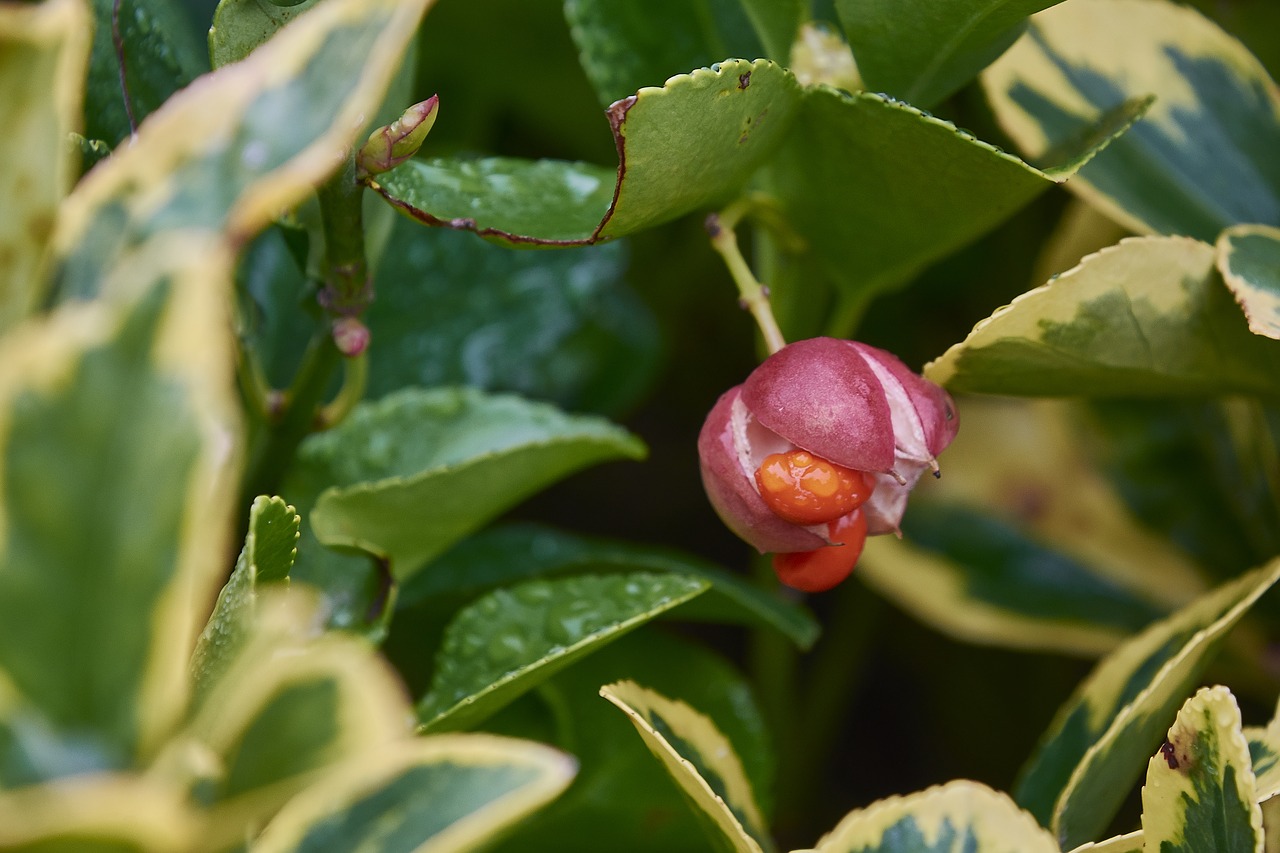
left=0, top=776, right=195, bottom=851
left=85, top=0, right=207, bottom=147
left=182, top=591, right=411, bottom=842
left=418, top=573, right=708, bottom=732
left=300, top=387, right=645, bottom=582
left=863, top=505, right=1167, bottom=657
left=981, top=0, right=1280, bottom=241
left=399, top=523, right=819, bottom=650
left=926, top=237, right=1280, bottom=397
left=563, top=0, right=765, bottom=106
left=1246, top=694, right=1280, bottom=803
left=810, top=780, right=1059, bottom=853
left=0, top=242, right=239, bottom=786
left=738, top=0, right=802, bottom=62
left=858, top=397, right=1207, bottom=657
left=600, top=680, right=773, bottom=853
left=190, top=496, right=300, bottom=709
left=209, top=0, right=321, bottom=68
left=50, top=0, right=434, bottom=302
left=1218, top=224, right=1280, bottom=341
left=1141, top=686, right=1262, bottom=853
left=1013, top=559, right=1280, bottom=849
left=249, top=735, right=575, bottom=853
left=485, top=630, right=774, bottom=852
left=1086, top=399, right=1280, bottom=580
left=765, top=85, right=1143, bottom=330
left=366, top=213, right=659, bottom=415
left=0, top=0, right=90, bottom=333
left=835, top=0, right=1062, bottom=108
left=372, top=58, right=803, bottom=245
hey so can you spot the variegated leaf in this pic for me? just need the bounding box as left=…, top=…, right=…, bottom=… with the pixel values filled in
left=600, top=680, right=773, bottom=853
left=0, top=774, right=196, bottom=851
left=1014, top=559, right=1280, bottom=849
left=806, top=780, right=1058, bottom=853
left=1141, top=686, right=1262, bottom=853
left=1217, top=224, right=1280, bottom=340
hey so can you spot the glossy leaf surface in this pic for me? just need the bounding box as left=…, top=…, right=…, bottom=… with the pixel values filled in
left=366, top=217, right=658, bottom=415
left=250, top=736, right=575, bottom=853
left=601, top=680, right=772, bottom=853
left=486, top=630, right=774, bottom=852
left=419, top=573, right=707, bottom=732
left=209, top=0, right=321, bottom=68
left=1014, top=559, right=1280, bottom=849
left=982, top=0, right=1280, bottom=241
left=400, top=523, right=819, bottom=650
left=298, top=387, right=645, bottom=580
left=52, top=0, right=433, bottom=301
left=0, top=0, right=89, bottom=333
left=811, top=780, right=1058, bottom=853
left=85, top=0, right=206, bottom=146
left=1217, top=224, right=1280, bottom=340
left=927, top=237, right=1280, bottom=397
left=836, top=0, right=1062, bottom=107
left=374, top=58, right=802, bottom=244
left=1141, top=686, right=1262, bottom=853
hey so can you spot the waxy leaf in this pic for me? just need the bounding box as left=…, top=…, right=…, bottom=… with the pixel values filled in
left=0, top=775, right=196, bottom=851
left=373, top=58, right=803, bottom=245
left=859, top=398, right=1204, bottom=657
left=600, top=680, right=772, bottom=853
left=51, top=0, right=434, bottom=302
left=85, top=0, right=207, bottom=146
left=0, top=0, right=89, bottom=332
left=811, top=780, right=1059, bottom=853
left=486, top=630, right=774, bottom=852
left=0, top=240, right=239, bottom=786
left=190, top=495, right=300, bottom=708
left=419, top=573, right=707, bottom=732
left=766, top=84, right=1144, bottom=327
left=250, top=736, right=575, bottom=853
left=209, top=0, right=321, bottom=68
left=1014, top=559, right=1280, bottom=849
left=926, top=237, right=1280, bottom=397
left=836, top=0, right=1063, bottom=108
left=366, top=220, right=658, bottom=415
left=185, top=595, right=409, bottom=836
left=982, top=0, right=1280, bottom=241
left=302, top=387, right=645, bottom=581
left=1218, top=224, right=1280, bottom=340
left=400, top=523, right=820, bottom=650
left=1141, top=686, right=1262, bottom=853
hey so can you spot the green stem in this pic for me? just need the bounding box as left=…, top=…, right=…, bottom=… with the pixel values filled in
left=708, top=199, right=788, bottom=354
left=238, top=157, right=370, bottom=506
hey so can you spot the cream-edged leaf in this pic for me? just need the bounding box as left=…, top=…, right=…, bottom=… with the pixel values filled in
left=807, top=780, right=1058, bottom=853
left=249, top=735, right=576, bottom=853
left=1142, top=686, right=1261, bottom=853
left=1217, top=224, right=1280, bottom=340
left=600, top=680, right=772, bottom=853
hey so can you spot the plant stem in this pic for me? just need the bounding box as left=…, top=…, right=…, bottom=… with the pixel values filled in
left=707, top=199, right=788, bottom=355
left=238, top=156, right=371, bottom=506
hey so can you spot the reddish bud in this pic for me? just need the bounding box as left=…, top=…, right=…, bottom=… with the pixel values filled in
left=356, top=95, right=439, bottom=179
left=698, top=337, right=958, bottom=587
left=332, top=317, right=370, bottom=357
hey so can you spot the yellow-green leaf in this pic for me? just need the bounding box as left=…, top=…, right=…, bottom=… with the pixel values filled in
left=1014, top=559, right=1280, bottom=849
left=0, top=237, right=239, bottom=783
left=1141, top=686, right=1262, bottom=853
left=0, top=774, right=196, bottom=852
left=1065, top=829, right=1144, bottom=853
left=807, top=780, right=1058, bottom=853
left=859, top=398, right=1204, bottom=656
left=249, top=735, right=576, bottom=853
left=600, top=680, right=773, bottom=853
left=926, top=236, right=1280, bottom=397
left=49, top=0, right=434, bottom=302
left=1245, top=692, right=1280, bottom=803
left=0, top=0, right=90, bottom=331
left=1218, top=224, right=1280, bottom=340
left=981, top=0, right=1280, bottom=241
